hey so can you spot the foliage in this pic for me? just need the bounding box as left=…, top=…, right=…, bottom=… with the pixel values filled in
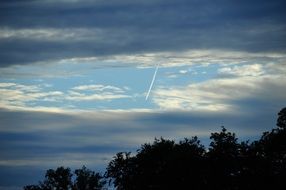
left=24, top=107, right=286, bottom=190
left=106, top=107, right=286, bottom=190
left=277, top=107, right=286, bottom=129
left=73, top=166, right=105, bottom=190
left=24, top=166, right=105, bottom=190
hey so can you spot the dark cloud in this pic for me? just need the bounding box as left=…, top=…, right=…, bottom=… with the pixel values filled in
left=1, top=0, right=285, bottom=28
left=0, top=105, right=281, bottom=187
left=0, top=107, right=278, bottom=161
left=0, top=0, right=285, bottom=67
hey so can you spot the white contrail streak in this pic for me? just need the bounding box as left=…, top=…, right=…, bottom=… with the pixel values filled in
left=145, top=64, right=159, bottom=100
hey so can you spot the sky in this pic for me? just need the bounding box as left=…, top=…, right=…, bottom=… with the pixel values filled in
left=0, top=0, right=286, bottom=189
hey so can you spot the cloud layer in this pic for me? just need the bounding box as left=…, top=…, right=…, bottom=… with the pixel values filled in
left=153, top=63, right=286, bottom=111
left=0, top=0, right=285, bottom=67
left=0, top=104, right=280, bottom=188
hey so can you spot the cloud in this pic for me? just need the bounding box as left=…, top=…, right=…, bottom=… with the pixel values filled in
left=68, top=84, right=130, bottom=101
left=72, top=84, right=125, bottom=93
left=1, top=50, right=285, bottom=79
left=0, top=105, right=278, bottom=188
left=0, top=104, right=281, bottom=187
left=0, top=28, right=91, bottom=41
left=66, top=92, right=130, bottom=101
left=152, top=63, right=286, bottom=111
left=0, top=82, right=131, bottom=109
left=0, top=83, right=63, bottom=108
left=0, top=106, right=277, bottom=164
left=179, top=70, right=188, bottom=74
left=218, top=64, right=265, bottom=77
left=0, top=0, right=285, bottom=67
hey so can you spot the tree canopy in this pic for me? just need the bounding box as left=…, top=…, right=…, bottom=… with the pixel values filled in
left=24, top=166, right=105, bottom=190
left=24, top=107, right=286, bottom=190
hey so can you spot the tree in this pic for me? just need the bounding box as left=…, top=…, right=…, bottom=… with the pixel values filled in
left=208, top=126, right=239, bottom=158
left=44, top=167, right=73, bottom=190
left=106, top=137, right=207, bottom=189
left=73, top=166, right=106, bottom=190
left=25, top=107, right=286, bottom=190
left=23, top=185, right=42, bottom=190
left=24, top=166, right=105, bottom=190
left=277, top=107, right=286, bottom=129
left=106, top=152, right=135, bottom=190
left=207, top=127, right=241, bottom=189
left=254, top=109, right=286, bottom=190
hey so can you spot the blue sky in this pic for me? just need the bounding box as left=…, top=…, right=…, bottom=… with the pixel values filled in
left=0, top=0, right=286, bottom=189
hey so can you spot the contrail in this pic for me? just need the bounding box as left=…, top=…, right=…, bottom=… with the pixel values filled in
left=145, top=64, right=159, bottom=100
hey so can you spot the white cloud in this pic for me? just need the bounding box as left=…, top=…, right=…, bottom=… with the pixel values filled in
left=72, top=84, right=125, bottom=93
left=152, top=63, right=286, bottom=111
left=110, top=50, right=286, bottom=68
left=218, top=64, right=264, bottom=77
left=68, top=84, right=130, bottom=101
left=0, top=82, right=131, bottom=110
left=0, top=27, right=103, bottom=41
left=1, top=49, right=285, bottom=80
left=0, top=83, right=64, bottom=108
left=179, top=70, right=188, bottom=74
left=66, top=92, right=130, bottom=101
left=25, top=49, right=286, bottom=68
left=0, top=83, right=16, bottom=88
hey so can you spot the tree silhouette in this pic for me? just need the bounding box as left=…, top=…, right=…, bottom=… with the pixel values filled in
left=106, top=108, right=286, bottom=190
left=45, top=167, right=73, bottom=190
left=106, top=137, right=207, bottom=189
left=208, top=126, right=239, bottom=158
left=105, top=152, right=134, bottom=189
left=206, top=127, right=240, bottom=189
left=24, top=107, right=286, bottom=190
left=73, top=166, right=106, bottom=190
left=277, top=107, right=286, bottom=129
left=24, top=166, right=105, bottom=190
left=252, top=107, right=286, bottom=189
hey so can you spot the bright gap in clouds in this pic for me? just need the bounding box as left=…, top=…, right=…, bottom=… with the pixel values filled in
left=0, top=50, right=285, bottom=112
left=1, top=51, right=286, bottom=189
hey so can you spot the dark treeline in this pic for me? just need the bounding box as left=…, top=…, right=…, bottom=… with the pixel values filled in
left=24, top=107, right=286, bottom=190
